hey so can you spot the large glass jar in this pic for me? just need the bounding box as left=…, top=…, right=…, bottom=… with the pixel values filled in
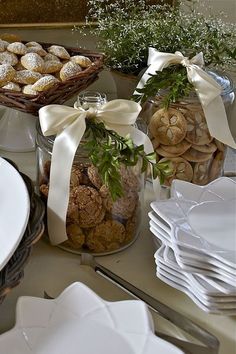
left=36, top=91, right=144, bottom=255
left=139, top=70, right=235, bottom=186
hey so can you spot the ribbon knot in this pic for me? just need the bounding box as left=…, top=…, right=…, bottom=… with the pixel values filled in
left=134, top=48, right=236, bottom=149
left=180, top=57, right=191, bottom=67
left=39, top=99, right=158, bottom=245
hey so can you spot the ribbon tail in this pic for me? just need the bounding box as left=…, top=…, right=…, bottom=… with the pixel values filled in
left=47, top=116, right=86, bottom=245
left=202, top=97, right=236, bottom=149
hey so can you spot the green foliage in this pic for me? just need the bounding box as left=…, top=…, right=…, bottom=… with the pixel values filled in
left=84, top=120, right=172, bottom=200
left=78, top=0, right=236, bottom=74
left=133, top=65, right=194, bottom=108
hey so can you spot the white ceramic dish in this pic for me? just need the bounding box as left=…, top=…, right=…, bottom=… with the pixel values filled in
left=149, top=215, right=236, bottom=278
left=0, top=157, right=30, bottom=271
left=151, top=197, right=236, bottom=268
left=0, top=282, right=184, bottom=354
left=155, top=246, right=236, bottom=314
left=171, top=177, right=236, bottom=202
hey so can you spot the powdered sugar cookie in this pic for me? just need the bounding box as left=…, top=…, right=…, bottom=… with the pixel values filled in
left=22, top=84, right=38, bottom=95
left=43, top=60, right=63, bottom=74
left=21, top=52, right=44, bottom=72
left=0, top=51, right=18, bottom=66
left=70, top=55, right=92, bottom=68
left=32, top=75, right=59, bottom=91
left=60, top=61, right=82, bottom=81
left=0, top=40, right=9, bottom=52
left=48, top=45, right=70, bottom=60
left=7, top=42, right=27, bottom=55
left=13, top=69, right=42, bottom=84
left=2, top=81, right=21, bottom=91
left=0, top=63, right=15, bottom=85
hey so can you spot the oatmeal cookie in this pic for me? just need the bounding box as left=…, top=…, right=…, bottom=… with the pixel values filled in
left=86, top=220, right=126, bottom=252
left=70, top=185, right=105, bottom=228
left=112, top=191, right=138, bottom=219
left=63, top=223, right=85, bottom=249
left=87, top=165, right=103, bottom=189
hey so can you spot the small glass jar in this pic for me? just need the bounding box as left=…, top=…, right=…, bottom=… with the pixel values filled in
left=36, top=91, right=144, bottom=255
left=139, top=69, right=235, bottom=186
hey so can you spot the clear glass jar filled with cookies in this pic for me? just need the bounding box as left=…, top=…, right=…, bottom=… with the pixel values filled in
left=36, top=91, right=145, bottom=255
left=139, top=69, right=235, bottom=186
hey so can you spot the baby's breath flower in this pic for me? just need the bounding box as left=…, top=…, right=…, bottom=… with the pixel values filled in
left=77, top=0, right=236, bottom=74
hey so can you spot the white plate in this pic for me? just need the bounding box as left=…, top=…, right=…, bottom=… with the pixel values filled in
left=0, top=282, right=184, bottom=354
left=171, top=177, right=236, bottom=202
left=151, top=197, right=236, bottom=268
left=155, top=245, right=236, bottom=298
left=0, top=157, right=30, bottom=271
left=148, top=211, right=236, bottom=276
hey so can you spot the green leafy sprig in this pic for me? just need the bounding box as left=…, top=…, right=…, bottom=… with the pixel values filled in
left=84, top=120, right=172, bottom=200
left=132, top=65, right=194, bottom=108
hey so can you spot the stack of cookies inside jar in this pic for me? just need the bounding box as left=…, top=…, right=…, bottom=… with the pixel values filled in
left=147, top=98, right=226, bottom=186
left=39, top=160, right=142, bottom=254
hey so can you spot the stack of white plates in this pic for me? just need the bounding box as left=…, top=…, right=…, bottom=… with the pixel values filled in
left=149, top=177, right=236, bottom=314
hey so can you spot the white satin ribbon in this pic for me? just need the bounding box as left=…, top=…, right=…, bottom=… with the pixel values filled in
left=39, top=99, right=158, bottom=245
left=135, top=48, right=236, bottom=149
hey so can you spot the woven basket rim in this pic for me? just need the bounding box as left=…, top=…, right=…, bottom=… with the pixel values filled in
left=0, top=160, right=45, bottom=304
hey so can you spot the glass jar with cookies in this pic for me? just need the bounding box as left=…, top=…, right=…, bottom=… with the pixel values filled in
left=139, top=69, right=235, bottom=187
left=36, top=91, right=145, bottom=255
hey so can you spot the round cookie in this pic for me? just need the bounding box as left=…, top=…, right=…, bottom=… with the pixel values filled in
left=112, top=190, right=138, bottom=219
left=209, top=151, right=225, bottom=182
left=148, top=108, right=187, bottom=145
left=44, top=53, right=61, bottom=62
left=184, top=110, right=212, bottom=145
left=192, top=142, right=217, bottom=154
left=160, top=140, right=191, bottom=155
left=159, top=157, right=193, bottom=186
left=70, top=185, right=105, bottom=228
left=192, top=159, right=212, bottom=185
left=86, top=219, right=126, bottom=252
left=181, top=147, right=212, bottom=162
left=64, top=223, right=85, bottom=249
left=70, top=164, right=82, bottom=187
left=87, top=165, right=103, bottom=189
left=156, top=146, right=184, bottom=158
left=26, top=46, right=47, bottom=56
left=214, top=139, right=225, bottom=152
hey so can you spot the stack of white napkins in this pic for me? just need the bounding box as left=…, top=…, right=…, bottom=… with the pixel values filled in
left=149, top=177, right=236, bottom=315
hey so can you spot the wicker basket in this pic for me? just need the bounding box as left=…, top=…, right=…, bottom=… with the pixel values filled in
left=0, top=159, right=45, bottom=304
left=0, top=42, right=104, bottom=115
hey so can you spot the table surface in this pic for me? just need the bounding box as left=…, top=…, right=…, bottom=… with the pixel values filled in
left=0, top=26, right=236, bottom=354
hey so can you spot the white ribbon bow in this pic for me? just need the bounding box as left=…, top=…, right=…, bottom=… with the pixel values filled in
left=39, top=99, right=158, bottom=245
left=135, top=48, right=236, bottom=149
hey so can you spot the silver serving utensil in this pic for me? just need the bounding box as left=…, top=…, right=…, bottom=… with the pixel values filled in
left=80, top=253, right=219, bottom=354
